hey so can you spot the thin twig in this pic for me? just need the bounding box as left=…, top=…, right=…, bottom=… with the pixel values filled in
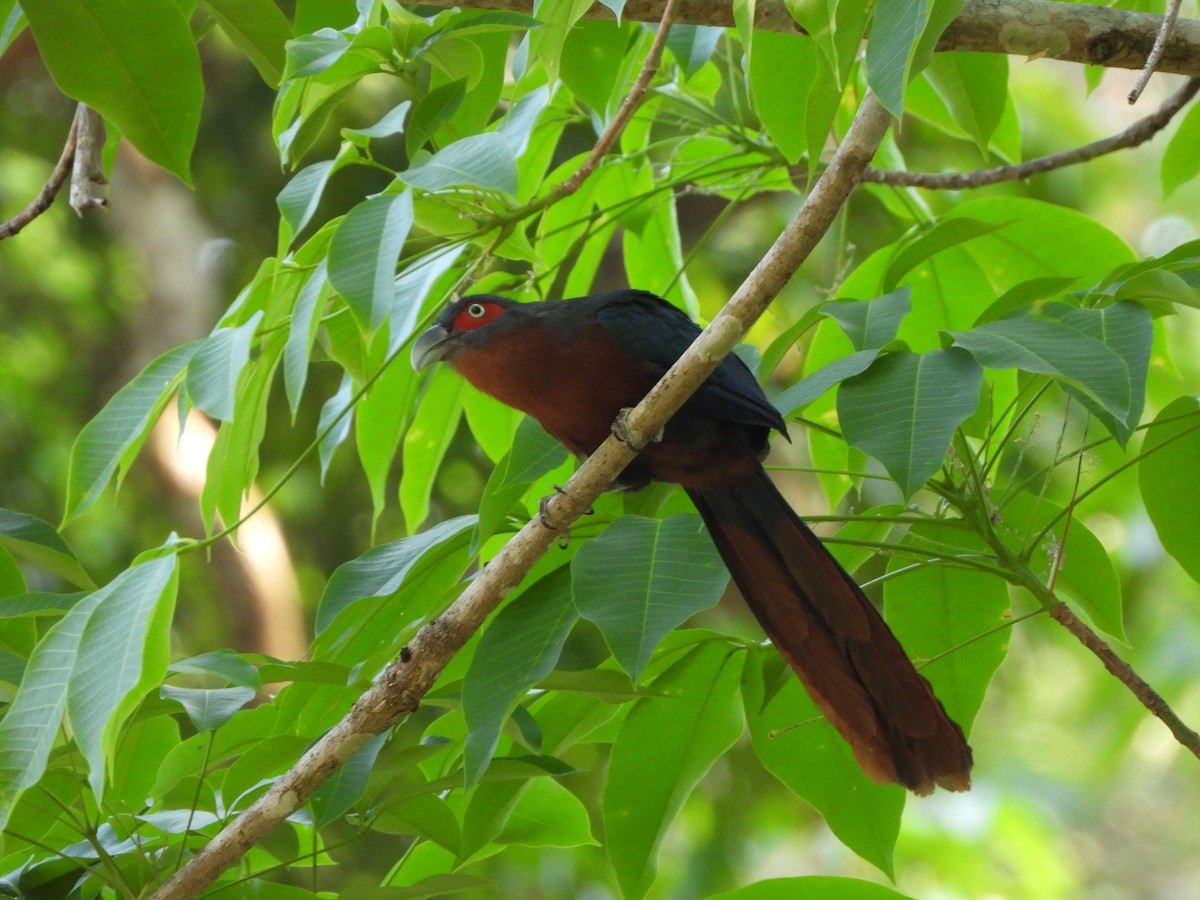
left=499, top=0, right=678, bottom=223
left=1129, top=0, right=1184, bottom=103
left=0, top=111, right=79, bottom=240
left=859, top=77, right=1200, bottom=190
left=1050, top=604, right=1200, bottom=759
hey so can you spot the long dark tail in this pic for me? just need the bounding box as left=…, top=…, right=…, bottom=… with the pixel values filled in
left=688, top=464, right=972, bottom=794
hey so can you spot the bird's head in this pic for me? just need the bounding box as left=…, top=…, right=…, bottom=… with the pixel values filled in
left=410, top=294, right=517, bottom=371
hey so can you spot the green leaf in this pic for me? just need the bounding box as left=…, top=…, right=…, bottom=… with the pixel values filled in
left=711, top=876, right=917, bottom=899
left=328, top=190, right=415, bottom=328
left=947, top=318, right=1131, bottom=423
left=743, top=648, right=903, bottom=876
left=475, top=417, right=569, bottom=548
left=403, top=133, right=519, bottom=196
left=1058, top=302, right=1152, bottom=444
left=463, top=568, right=577, bottom=788
left=883, top=218, right=1008, bottom=293
left=66, top=554, right=178, bottom=799
left=865, top=0, right=928, bottom=116
left=973, top=275, right=1079, bottom=326
left=572, top=515, right=730, bottom=680
left=310, top=731, right=389, bottom=827
left=665, top=25, right=721, bottom=80
left=749, top=30, right=816, bottom=164
left=887, top=524, right=1010, bottom=731
left=0, top=591, right=88, bottom=618
left=1139, top=397, right=1200, bottom=587
left=923, top=52, right=1007, bottom=155
left=0, top=591, right=103, bottom=829
left=1, top=2, right=25, bottom=54
left=317, top=371, right=354, bottom=479
left=1162, top=102, right=1200, bottom=197
left=560, top=19, right=630, bottom=116
left=401, top=366, right=466, bottom=531
left=1002, top=494, right=1125, bottom=640
left=824, top=287, right=912, bottom=351
left=186, top=311, right=263, bottom=422
left=159, top=685, right=256, bottom=732
left=199, top=332, right=285, bottom=535
left=0, top=509, right=92, bottom=589
left=285, top=259, right=330, bottom=416
left=64, top=341, right=199, bottom=523
left=406, top=77, right=466, bottom=158
left=22, top=0, right=202, bottom=181
left=278, top=160, right=338, bottom=239
left=315, top=516, right=476, bottom=633
left=774, top=349, right=880, bottom=417
left=343, top=99, right=412, bottom=143
left=168, top=649, right=263, bottom=690
left=496, top=777, right=596, bottom=847
left=838, top=349, right=982, bottom=497
left=605, top=641, right=744, bottom=900
left=199, top=0, right=293, bottom=86
left=526, top=0, right=591, bottom=82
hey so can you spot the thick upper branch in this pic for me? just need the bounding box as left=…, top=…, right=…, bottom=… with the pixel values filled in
left=418, top=0, right=1200, bottom=77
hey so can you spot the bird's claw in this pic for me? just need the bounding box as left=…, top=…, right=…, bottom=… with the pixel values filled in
left=613, top=408, right=663, bottom=451
left=537, top=485, right=588, bottom=548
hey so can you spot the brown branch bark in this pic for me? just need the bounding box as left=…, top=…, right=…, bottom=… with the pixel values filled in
left=148, top=86, right=893, bottom=900
left=0, top=109, right=78, bottom=240
left=416, top=0, right=1200, bottom=78
left=859, top=76, right=1200, bottom=189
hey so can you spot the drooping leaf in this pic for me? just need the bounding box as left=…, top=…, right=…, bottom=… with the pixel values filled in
left=0, top=509, right=92, bottom=589
left=315, top=516, right=476, bottom=633
left=328, top=190, right=415, bottom=328
left=948, top=318, right=1130, bottom=424
left=310, top=731, right=390, bottom=827
left=66, top=554, right=178, bottom=799
left=774, top=349, right=881, bottom=418
left=1001, top=493, right=1125, bottom=641
left=572, top=515, right=730, bottom=680
left=1057, top=301, right=1153, bottom=444
left=838, top=349, right=982, bottom=497
left=605, top=641, right=744, bottom=900
left=159, top=685, right=257, bottom=732
left=199, top=0, right=293, bottom=86
left=1162, top=102, right=1200, bottom=197
left=463, top=568, right=577, bottom=788
left=883, top=219, right=1008, bottom=293
left=22, top=0, right=203, bottom=180
left=824, top=287, right=912, bottom=351
left=0, top=592, right=103, bottom=829
left=887, top=524, right=1010, bottom=731
left=743, top=648, right=903, bottom=876
left=865, top=0, right=928, bottom=117
left=186, top=311, right=263, bottom=422
left=403, top=133, right=519, bottom=196
left=64, top=341, right=199, bottom=524
left=1139, top=397, right=1200, bottom=588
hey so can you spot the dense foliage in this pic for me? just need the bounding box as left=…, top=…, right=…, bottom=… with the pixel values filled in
left=2, top=0, right=1200, bottom=897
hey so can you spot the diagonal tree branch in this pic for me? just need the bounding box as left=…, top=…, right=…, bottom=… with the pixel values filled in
left=417, top=0, right=1200, bottom=78
left=147, top=88, right=893, bottom=900
left=859, top=76, right=1200, bottom=189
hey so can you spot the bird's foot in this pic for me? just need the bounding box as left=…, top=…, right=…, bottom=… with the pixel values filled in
left=537, top=485, right=589, bottom=547
left=613, top=408, right=663, bottom=451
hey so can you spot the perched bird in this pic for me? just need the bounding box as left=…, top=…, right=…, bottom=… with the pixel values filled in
left=411, top=289, right=972, bottom=793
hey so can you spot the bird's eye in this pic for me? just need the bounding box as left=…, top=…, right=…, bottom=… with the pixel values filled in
left=467, top=303, right=487, bottom=318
